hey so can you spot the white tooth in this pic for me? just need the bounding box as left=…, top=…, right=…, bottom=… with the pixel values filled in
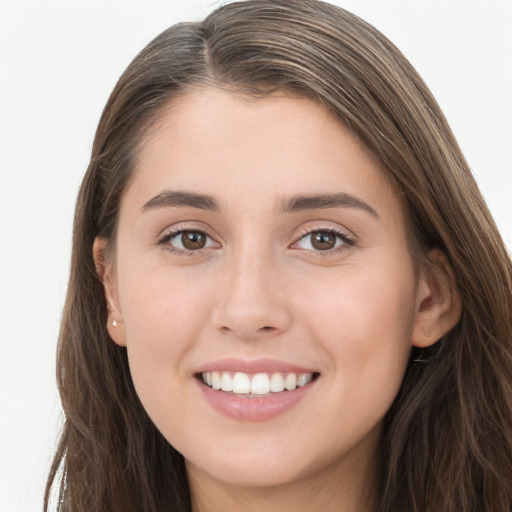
left=297, top=373, right=312, bottom=387
left=202, top=373, right=208, bottom=384
left=270, top=373, right=285, bottom=392
left=211, top=371, right=221, bottom=390
left=232, top=372, right=251, bottom=394
left=221, top=372, right=233, bottom=391
left=206, top=372, right=212, bottom=386
left=251, top=373, right=271, bottom=394
left=284, top=373, right=297, bottom=391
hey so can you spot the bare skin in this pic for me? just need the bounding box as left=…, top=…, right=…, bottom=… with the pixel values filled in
left=95, top=88, right=461, bottom=512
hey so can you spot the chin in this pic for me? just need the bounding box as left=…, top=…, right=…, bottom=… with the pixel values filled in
left=186, top=453, right=316, bottom=489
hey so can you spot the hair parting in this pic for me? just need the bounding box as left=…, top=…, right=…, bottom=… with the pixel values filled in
left=45, top=1, right=512, bottom=511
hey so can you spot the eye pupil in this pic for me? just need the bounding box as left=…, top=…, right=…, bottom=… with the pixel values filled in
left=311, top=231, right=336, bottom=250
left=181, top=231, right=206, bottom=250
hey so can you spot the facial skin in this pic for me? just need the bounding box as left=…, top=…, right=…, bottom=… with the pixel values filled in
left=95, top=89, right=461, bottom=512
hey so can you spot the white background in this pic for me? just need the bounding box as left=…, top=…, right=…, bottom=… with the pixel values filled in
left=0, top=1, right=511, bottom=510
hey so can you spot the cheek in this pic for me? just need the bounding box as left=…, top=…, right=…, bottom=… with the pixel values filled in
left=121, top=264, right=210, bottom=340
left=303, top=260, right=416, bottom=392
left=118, top=268, right=212, bottom=401
left=311, top=255, right=416, bottom=336
left=295, top=269, right=415, bottom=454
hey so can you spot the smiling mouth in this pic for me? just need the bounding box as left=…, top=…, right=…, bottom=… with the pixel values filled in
left=199, top=371, right=320, bottom=396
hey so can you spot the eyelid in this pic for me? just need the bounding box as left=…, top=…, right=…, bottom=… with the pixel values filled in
left=290, top=224, right=356, bottom=253
left=156, top=221, right=356, bottom=256
left=157, top=223, right=221, bottom=254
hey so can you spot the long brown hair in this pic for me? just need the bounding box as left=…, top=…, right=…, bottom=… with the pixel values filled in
left=45, top=1, right=512, bottom=510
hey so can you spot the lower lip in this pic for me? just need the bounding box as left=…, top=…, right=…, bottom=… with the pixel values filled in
left=197, top=378, right=318, bottom=422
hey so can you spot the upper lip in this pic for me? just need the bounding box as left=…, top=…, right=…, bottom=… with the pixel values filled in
left=196, top=357, right=318, bottom=375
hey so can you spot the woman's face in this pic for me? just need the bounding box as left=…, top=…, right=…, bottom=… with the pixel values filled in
left=102, top=89, right=427, bottom=490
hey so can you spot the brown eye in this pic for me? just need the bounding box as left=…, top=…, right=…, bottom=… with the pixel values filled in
left=180, top=231, right=207, bottom=250
left=161, top=228, right=219, bottom=254
left=294, top=228, right=353, bottom=253
left=310, top=231, right=337, bottom=250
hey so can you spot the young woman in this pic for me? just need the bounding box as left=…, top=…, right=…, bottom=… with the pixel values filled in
left=45, top=1, right=512, bottom=511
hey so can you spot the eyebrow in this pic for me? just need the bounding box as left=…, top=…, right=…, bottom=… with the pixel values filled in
left=142, top=190, right=379, bottom=218
left=277, top=192, right=379, bottom=218
left=142, top=191, right=221, bottom=212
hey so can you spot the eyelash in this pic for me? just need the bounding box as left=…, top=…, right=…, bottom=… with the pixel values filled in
left=157, top=226, right=356, bottom=257
left=158, top=227, right=216, bottom=256
left=293, top=227, right=356, bottom=255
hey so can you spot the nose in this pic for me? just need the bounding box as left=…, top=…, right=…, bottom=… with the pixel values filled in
left=211, top=253, right=292, bottom=341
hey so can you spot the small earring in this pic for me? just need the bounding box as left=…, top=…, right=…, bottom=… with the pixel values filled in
left=112, top=320, right=118, bottom=327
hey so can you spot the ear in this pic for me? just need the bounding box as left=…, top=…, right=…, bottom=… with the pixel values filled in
left=412, top=249, right=462, bottom=348
left=93, top=237, right=127, bottom=347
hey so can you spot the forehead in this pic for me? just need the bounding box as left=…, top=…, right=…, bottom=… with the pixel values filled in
left=115, top=87, right=413, bottom=265
left=132, top=88, right=393, bottom=199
